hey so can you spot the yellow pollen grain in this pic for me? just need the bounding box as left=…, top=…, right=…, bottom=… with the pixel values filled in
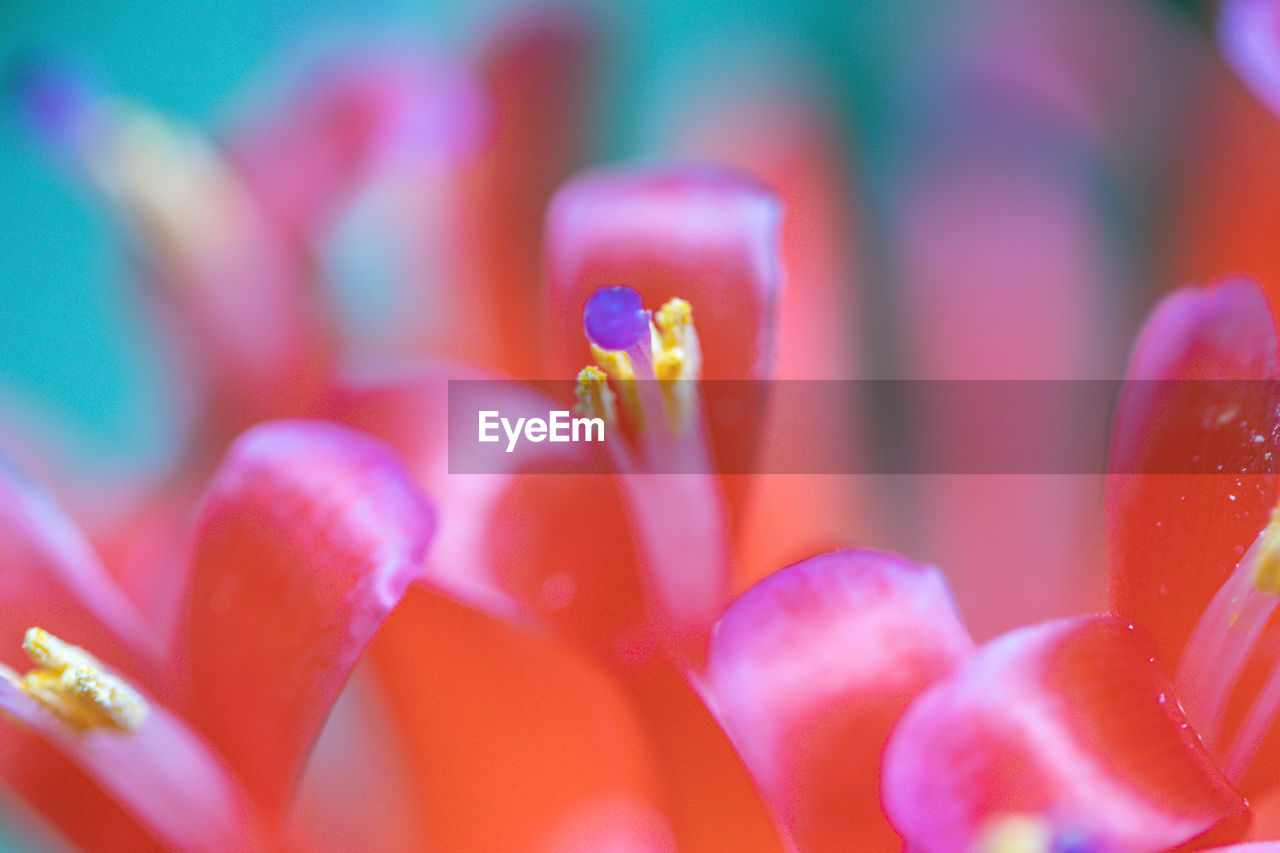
left=654, top=298, right=693, bottom=350
left=654, top=347, right=686, bottom=381
left=7, top=628, right=148, bottom=732
left=589, top=344, right=640, bottom=421
left=976, top=815, right=1052, bottom=853
left=1252, top=507, right=1280, bottom=594
left=575, top=365, right=617, bottom=423
left=589, top=344, right=635, bottom=382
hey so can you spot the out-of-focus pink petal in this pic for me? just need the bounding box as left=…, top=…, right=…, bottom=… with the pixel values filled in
left=11, top=60, right=333, bottom=435
left=1107, top=279, right=1280, bottom=668
left=0, top=460, right=157, bottom=672
left=0, top=673, right=266, bottom=851
left=545, top=165, right=783, bottom=382
left=678, top=91, right=874, bottom=591
left=1220, top=0, right=1280, bottom=121
left=330, top=368, right=652, bottom=663
left=1165, top=19, right=1280, bottom=310
left=882, top=616, right=1249, bottom=852
left=178, top=420, right=435, bottom=819
left=229, top=48, right=484, bottom=247
left=704, top=549, right=973, bottom=851
left=455, top=10, right=595, bottom=375
left=891, top=128, right=1115, bottom=637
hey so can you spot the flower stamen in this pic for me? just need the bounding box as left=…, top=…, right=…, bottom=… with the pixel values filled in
left=580, top=288, right=702, bottom=432
left=1176, top=505, right=1280, bottom=780
left=575, top=365, right=618, bottom=425
left=573, top=287, right=729, bottom=664
left=1, top=628, right=148, bottom=732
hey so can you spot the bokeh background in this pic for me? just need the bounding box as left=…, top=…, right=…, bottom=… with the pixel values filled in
left=0, top=0, right=1217, bottom=462
left=0, top=0, right=1274, bottom=847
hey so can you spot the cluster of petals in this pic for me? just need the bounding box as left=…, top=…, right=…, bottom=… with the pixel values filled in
left=18, top=2, right=1280, bottom=853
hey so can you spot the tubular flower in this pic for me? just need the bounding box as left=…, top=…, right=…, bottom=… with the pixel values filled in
left=0, top=420, right=436, bottom=850
left=869, top=278, right=1280, bottom=851
left=17, top=8, right=1267, bottom=852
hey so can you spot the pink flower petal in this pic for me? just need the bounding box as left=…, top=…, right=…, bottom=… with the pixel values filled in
left=0, top=669, right=266, bottom=851
left=177, top=420, right=435, bottom=819
left=1220, top=0, right=1280, bottom=121
left=704, top=549, right=973, bottom=851
left=882, top=616, right=1249, bottom=852
left=455, top=9, right=595, bottom=375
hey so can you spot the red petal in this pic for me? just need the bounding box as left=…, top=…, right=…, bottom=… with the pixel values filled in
left=0, top=669, right=267, bottom=851
left=454, top=10, right=595, bottom=375
left=178, top=420, right=435, bottom=819
left=1107, top=279, right=1280, bottom=667
left=367, top=585, right=674, bottom=850
left=621, top=654, right=787, bottom=851
left=677, top=93, right=875, bottom=591
left=331, top=370, right=651, bottom=663
left=704, top=549, right=973, bottom=851
left=891, top=120, right=1117, bottom=636
left=374, top=593, right=786, bottom=851
left=545, top=165, right=783, bottom=382
left=882, top=616, right=1249, bottom=852
left=1163, top=28, right=1280, bottom=313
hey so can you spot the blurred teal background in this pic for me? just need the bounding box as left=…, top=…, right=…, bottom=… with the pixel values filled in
left=0, top=0, right=1207, bottom=470
left=0, top=0, right=904, bottom=470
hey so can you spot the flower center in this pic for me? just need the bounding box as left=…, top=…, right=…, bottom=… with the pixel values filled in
left=572, top=287, right=727, bottom=663
left=1177, top=505, right=1280, bottom=781
left=0, top=628, right=148, bottom=732
left=576, top=286, right=702, bottom=437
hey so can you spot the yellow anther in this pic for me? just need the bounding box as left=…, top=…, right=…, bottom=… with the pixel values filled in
left=575, top=365, right=617, bottom=423
left=654, top=347, right=686, bottom=381
left=582, top=295, right=703, bottom=433
left=1252, top=507, right=1280, bottom=594
left=654, top=298, right=693, bottom=350
left=653, top=298, right=702, bottom=383
left=589, top=344, right=640, bottom=421
left=976, top=815, right=1052, bottom=853
left=589, top=344, right=635, bottom=382
left=8, top=628, right=148, bottom=732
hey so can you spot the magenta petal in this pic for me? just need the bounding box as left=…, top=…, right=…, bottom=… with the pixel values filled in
left=178, top=420, right=435, bottom=819
left=882, top=616, right=1249, bottom=852
left=703, top=549, right=973, bottom=851
left=0, top=677, right=266, bottom=851
left=0, top=461, right=157, bottom=671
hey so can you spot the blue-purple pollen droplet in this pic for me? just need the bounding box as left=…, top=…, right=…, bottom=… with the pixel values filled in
left=583, top=286, right=648, bottom=351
